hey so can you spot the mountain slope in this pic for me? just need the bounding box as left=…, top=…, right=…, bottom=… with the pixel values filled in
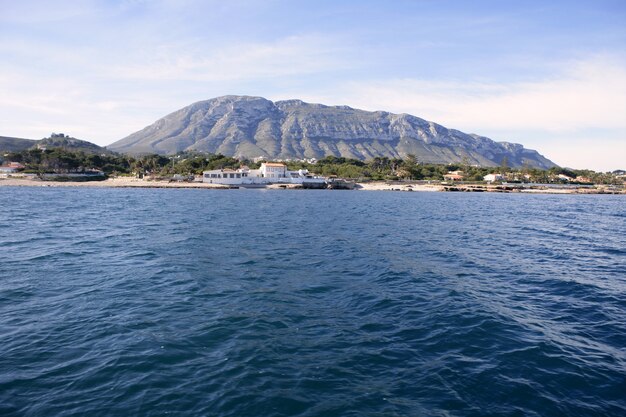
left=0, top=136, right=38, bottom=152
left=109, top=95, right=557, bottom=168
left=1, top=134, right=112, bottom=155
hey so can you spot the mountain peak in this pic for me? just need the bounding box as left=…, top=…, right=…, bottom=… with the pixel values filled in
left=108, top=96, right=556, bottom=168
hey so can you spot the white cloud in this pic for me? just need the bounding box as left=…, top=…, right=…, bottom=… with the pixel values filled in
left=105, top=34, right=352, bottom=82
left=288, top=56, right=626, bottom=170
left=306, top=56, right=626, bottom=133
left=0, top=31, right=354, bottom=145
left=2, top=23, right=624, bottom=171
left=538, top=137, right=625, bottom=171
left=0, top=68, right=173, bottom=144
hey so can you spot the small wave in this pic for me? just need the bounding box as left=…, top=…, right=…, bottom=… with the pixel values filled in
left=1, top=188, right=624, bottom=417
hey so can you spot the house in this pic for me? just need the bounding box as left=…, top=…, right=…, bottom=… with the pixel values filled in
left=443, top=170, right=464, bottom=181
left=202, top=168, right=251, bottom=185
left=260, top=162, right=287, bottom=178
left=0, top=162, right=25, bottom=173
left=483, top=173, right=504, bottom=182
left=557, top=174, right=573, bottom=182
left=202, top=162, right=325, bottom=187
left=0, top=166, right=18, bottom=174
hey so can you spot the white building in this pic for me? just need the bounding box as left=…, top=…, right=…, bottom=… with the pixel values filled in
left=483, top=173, right=504, bottom=182
left=203, top=162, right=325, bottom=188
left=0, top=162, right=25, bottom=174
left=202, top=168, right=252, bottom=185
left=0, top=166, right=19, bottom=174
left=260, top=162, right=287, bottom=178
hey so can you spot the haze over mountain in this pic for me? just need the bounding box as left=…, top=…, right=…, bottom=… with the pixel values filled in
left=109, top=96, right=556, bottom=168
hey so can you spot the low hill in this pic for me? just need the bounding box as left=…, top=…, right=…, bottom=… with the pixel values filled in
left=1, top=133, right=112, bottom=155
left=0, top=136, right=38, bottom=153
left=36, top=134, right=113, bottom=154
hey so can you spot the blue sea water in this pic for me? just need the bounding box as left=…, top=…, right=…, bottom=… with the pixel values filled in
left=0, top=187, right=624, bottom=417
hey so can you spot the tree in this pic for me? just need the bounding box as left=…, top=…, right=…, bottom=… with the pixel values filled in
left=499, top=156, right=509, bottom=174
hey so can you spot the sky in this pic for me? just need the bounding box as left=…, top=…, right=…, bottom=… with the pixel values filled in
left=1, top=0, right=625, bottom=171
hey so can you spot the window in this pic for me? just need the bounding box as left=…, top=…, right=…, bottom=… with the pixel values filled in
left=236, top=174, right=241, bottom=178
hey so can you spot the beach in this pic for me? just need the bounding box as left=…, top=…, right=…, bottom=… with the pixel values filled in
left=0, top=177, right=440, bottom=190
left=0, top=177, right=231, bottom=189
left=0, top=177, right=623, bottom=194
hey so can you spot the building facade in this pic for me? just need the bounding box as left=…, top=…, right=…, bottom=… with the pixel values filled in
left=203, top=163, right=325, bottom=187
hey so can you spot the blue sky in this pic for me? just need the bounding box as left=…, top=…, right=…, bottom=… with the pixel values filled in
left=1, top=0, right=625, bottom=170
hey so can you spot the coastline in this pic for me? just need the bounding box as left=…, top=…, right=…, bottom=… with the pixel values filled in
left=0, top=177, right=623, bottom=194
left=0, top=177, right=232, bottom=189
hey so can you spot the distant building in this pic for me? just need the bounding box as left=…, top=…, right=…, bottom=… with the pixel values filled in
left=202, top=168, right=250, bottom=185
left=202, top=162, right=325, bottom=187
left=443, top=170, right=464, bottom=181
left=260, top=162, right=287, bottom=178
left=0, top=162, right=25, bottom=173
left=483, top=173, right=504, bottom=182
left=575, top=176, right=593, bottom=184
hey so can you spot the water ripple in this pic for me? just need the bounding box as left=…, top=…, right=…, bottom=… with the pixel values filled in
left=0, top=188, right=624, bottom=416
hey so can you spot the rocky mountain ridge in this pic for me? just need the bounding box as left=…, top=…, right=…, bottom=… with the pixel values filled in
left=109, top=95, right=556, bottom=168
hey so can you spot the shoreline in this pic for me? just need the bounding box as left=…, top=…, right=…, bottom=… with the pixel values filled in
left=0, top=177, right=232, bottom=189
left=0, top=177, right=624, bottom=194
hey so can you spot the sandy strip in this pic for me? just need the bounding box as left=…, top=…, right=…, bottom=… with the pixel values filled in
left=0, top=178, right=231, bottom=189
left=356, top=182, right=444, bottom=192
left=2, top=178, right=622, bottom=194
left=1, top=178, right=444, bottom=191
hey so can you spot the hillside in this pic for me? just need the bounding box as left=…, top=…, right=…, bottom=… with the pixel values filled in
left=111, top=95, right=555, bottom=168
left=36, top=134, right=113, bottom=154
left=1, top=134, right=112, bottom=155
left=0, top=136, right=38, bottom=153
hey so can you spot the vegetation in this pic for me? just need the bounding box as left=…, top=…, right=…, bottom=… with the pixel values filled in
left=2, top=148, right=248, bottom=177
left=2, top=148, right=623, bottom=185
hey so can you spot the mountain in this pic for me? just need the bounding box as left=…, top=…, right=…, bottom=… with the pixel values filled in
left=109, top=95, right=557, bottom=168
left=0, top=136, right=38, bottom=153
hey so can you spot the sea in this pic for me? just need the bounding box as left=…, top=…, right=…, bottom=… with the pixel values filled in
left=0, top=187, right=624, bottom=417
